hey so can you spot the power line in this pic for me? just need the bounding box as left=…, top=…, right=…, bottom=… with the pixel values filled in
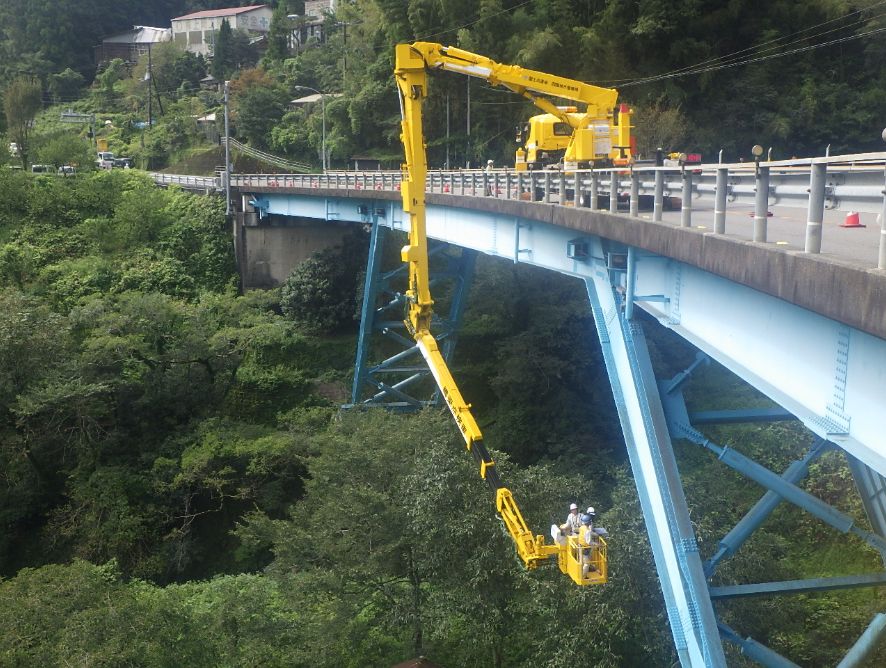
left=416, top=0, right=534, bottom=42
left=619, top=24, right=886, bottom=89
left=599, top=2, right=886, bottom=88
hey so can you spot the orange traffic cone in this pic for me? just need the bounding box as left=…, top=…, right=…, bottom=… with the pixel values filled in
left=840, top=211, right=866, bottom=228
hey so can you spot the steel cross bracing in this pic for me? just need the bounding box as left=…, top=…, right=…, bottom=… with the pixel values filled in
left=348, top=217, right=477, bottom=409
left=242, top=188, right=886, bottom=666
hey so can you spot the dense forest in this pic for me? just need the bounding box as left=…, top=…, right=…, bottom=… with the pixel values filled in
left=2, top=1, right=886, bottom=666
left=2, top=0, right=886, bottom=171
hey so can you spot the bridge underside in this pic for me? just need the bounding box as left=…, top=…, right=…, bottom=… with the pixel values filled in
left=244, top=189, right=886, bottom=666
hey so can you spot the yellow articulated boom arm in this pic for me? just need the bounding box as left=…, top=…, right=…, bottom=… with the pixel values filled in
left=403, top=42, right=630, bottom=169
left=405, top=41, right=617, bottom=131
left=394, top=42, right=607, bottom=584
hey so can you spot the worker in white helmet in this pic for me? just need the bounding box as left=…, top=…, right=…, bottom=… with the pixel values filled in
left=561, top=502, right=582, bottom=536
left=580, top=511, right=599, bottom=577
left=484, top=159, right=494, bottom=195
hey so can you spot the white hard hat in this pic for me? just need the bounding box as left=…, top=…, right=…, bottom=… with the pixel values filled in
left=569, top=503, right=578, bottom=511
left=487, top=159, right=494, bottom=164
left=586, top=506, right=595, bottom=515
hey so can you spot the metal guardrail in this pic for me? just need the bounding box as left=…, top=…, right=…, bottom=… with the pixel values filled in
left=222, top=151, right=886, bottom=270
left=149, top=172, right=220, bottom=191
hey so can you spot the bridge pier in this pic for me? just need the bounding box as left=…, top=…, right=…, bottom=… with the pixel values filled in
left=233, top=195, right=352, bottom=289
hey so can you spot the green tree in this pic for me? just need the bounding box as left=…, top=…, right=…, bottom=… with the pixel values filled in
left=279, top=228, right=368, bottom=333
left=231, top=68, right=289, bottom=148
left=265, top=0, right=292, bottom=63
left=211, top=18, right=235, bottom=80
left=3, top=76, right=42, bottom=168
left=96, top=57, right=127, bottom=107
left=35, top=131, right=95, bottom=170
left=48, top=68, right=85, bottom=103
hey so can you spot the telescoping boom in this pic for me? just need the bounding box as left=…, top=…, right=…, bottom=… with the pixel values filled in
left=394, top=42, right=608, bottom=585
left=392, top=42, right=631, bottom=171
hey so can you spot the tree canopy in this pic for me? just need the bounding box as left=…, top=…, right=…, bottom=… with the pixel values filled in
left=3, top=77, right=42, bottom=167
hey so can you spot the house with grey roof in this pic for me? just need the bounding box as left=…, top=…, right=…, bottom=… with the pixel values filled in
left=171, top=4, right=273, bottom=57
left=94, top=26, right=171, bottom=68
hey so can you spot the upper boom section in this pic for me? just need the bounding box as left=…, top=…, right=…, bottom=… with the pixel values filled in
left=405, top=41, right=619, bottom=123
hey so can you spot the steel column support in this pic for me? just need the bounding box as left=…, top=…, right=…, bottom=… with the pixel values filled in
left=351, top=220, right=389, bottom=404
left=584, top=245, right=727, bottom=668
left=430, top=249, right=477, bottom=405
left=350, top=222, right=477, bottom=408
left=609, top=175, right=618, bottom=213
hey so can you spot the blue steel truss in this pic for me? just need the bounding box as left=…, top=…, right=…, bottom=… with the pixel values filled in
left=242, top=190, right=886, bottom=667
left=349, top=218, right=477, bottom=409
left=657, top=347, right=886, bottom=666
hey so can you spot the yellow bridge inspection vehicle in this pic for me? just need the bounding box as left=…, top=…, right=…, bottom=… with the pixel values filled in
left=394, top=41, right=608, bottom=585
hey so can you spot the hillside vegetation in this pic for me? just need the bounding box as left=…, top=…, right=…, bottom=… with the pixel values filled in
left=2, top=0, right=886, bottom=174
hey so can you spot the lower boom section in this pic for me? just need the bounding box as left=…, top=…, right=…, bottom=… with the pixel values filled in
left=414, top=331, right=606, bottom=584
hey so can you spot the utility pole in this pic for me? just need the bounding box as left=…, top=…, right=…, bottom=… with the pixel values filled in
left=149, top=44, right=163, bottom=115
left=224, top=80, right=231, bottom=217
left=445, top=90, right=450, bottom=170
left=466, top=78, right=471, bottom=168
left=146, top=45, right=153, bottom=129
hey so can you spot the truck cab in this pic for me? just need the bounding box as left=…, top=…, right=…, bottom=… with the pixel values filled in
left=96, top=152, right=115, bottom=170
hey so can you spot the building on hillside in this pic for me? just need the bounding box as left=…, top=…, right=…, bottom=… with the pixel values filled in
left=289, top=0, right=336, bottom=50
left=94, top=26, right=171, bottom=68
left=171, top=4, right=273, bottom=57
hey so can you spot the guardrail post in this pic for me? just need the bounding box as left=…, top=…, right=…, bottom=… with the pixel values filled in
left=590, top=171, right=599, bottom=209
left=681, top=168, right=692, bottom=227
left=574, top=173, right=581, bottom=207
left=805, top=163, right=827, bottom=254
left=609, top=172, right=618, bottom=214
left=653, top=169, right=664, bottom=222
left=714, top=167, right=728, bottom=234
left=544, top=171, right=552, bottom=204
left=754, top=165, right=770, bottom=242
left=879, top=165, right=886, bottom=270
left=629, top=169, right=639, bottom=217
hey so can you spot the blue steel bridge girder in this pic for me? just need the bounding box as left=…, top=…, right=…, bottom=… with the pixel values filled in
left=349, top=217, right=477, bottom=409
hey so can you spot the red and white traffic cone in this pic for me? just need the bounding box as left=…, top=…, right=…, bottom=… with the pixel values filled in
left=840, top=211, right=866, bottom=228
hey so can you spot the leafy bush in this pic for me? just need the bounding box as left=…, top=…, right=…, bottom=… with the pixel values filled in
left=279, top=228, right=368, bottom=333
